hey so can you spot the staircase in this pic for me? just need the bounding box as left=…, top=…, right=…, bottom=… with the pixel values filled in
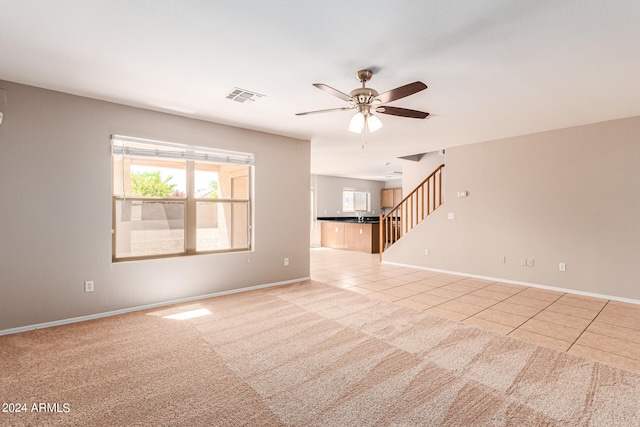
left=379, top=164, right=445, bottom=260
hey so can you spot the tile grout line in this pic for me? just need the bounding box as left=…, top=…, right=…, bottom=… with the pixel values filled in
left=406, top=280, right=534, bottom=321
left=504, top=291, right=566, bottom=340
left=379, top=277, right=500, bottom=313
left=436, top=284, right=566, bottom=338
left=565, top=299, right=612, bottom=354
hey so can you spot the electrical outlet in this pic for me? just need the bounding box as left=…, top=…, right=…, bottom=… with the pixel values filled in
left=527, top=258, right=535, bottom=267
left=84, top=280, right=94, bottom=292
left=559, top=262, right=566, bottom=271
left=424, top=249, right=430, bottom=255
left=284, top=258, right=289, bottom=267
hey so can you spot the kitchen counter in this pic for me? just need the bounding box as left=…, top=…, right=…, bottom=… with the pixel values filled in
left=317, top=216, right=380, bottom=224
left=318, top=218, right=380, bottom=253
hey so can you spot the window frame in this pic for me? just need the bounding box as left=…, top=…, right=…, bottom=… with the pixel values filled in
left=111, top=137, right=254, bottom=262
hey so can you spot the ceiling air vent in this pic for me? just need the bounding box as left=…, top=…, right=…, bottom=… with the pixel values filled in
left=384, top=171, right=403, bottom=179
left=226, top=88, right=265, bottom=103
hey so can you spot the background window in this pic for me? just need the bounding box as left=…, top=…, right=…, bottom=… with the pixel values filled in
left=342, top=188, right=370, bottom=213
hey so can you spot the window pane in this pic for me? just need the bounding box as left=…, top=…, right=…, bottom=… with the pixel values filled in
left=194, top=162, right=220, bottom=199
left=343, top=192, right=354, bottom=212
left=213, top=163, right=250, bottom=200
left=114, top=199, right=185, bottom=258
left=196, top=201, right=249, bottom=251
left=354, top=191, right=369, bottom=211
left=113, top=157, right=186, bottom=198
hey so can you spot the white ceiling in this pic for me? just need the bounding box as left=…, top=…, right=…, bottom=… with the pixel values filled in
left=2, top=1, right=640, bottom=181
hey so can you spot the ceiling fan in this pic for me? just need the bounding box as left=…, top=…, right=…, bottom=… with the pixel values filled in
left=296, top=69, right=429, bottom=135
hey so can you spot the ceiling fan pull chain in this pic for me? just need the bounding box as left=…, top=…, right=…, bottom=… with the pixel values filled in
left=361, top=119, right=368, bottom=150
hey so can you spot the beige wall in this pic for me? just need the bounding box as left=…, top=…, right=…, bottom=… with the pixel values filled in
left=385, top=116, right=640, bottom=301
left=0, top=80, right=310, bottom=332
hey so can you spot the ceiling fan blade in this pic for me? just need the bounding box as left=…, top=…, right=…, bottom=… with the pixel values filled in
left=376, top=81, right=427, bottom=104
left=296, top=106, right=354, bottom=116
left=375, top=106, right=429, bottom=119
left=313, top=83, right=353, bottom=102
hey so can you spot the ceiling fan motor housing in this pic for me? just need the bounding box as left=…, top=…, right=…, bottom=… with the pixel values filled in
left=351, top=70, right=378, bottom=104
left=350, top=87, right=379, bottom=105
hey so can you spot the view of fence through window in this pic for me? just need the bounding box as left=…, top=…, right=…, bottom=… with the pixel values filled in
left=112, top=137, right=253, bottom=261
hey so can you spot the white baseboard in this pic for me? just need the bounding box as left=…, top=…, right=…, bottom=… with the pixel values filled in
left=381, top=261, right=640, bottom=306
left=0, top=277, right=311, bottom=337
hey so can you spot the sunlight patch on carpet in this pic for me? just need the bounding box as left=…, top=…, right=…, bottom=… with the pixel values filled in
left=146, top=303, right=212, bottom=320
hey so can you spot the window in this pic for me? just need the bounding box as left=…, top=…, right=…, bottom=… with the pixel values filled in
left=342, top=188, right=370, bottom=213
left=112, top=135, right=254, bottom=261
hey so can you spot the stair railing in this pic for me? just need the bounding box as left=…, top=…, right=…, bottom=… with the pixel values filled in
left=379, top=164, right=445, bottom=260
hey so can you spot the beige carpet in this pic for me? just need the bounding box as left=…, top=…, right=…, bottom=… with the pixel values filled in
left=2, top=280, right=639, bottom=426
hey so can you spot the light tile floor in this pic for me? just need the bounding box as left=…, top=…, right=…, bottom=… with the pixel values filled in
left=310, top=248, right=640, bottom=373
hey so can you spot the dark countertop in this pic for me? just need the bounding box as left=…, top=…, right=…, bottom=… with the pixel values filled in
left=317, top=216, right=380, bottom=224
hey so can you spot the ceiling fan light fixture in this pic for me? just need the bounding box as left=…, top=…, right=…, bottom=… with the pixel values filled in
left=348, top=111, right=365, bottom=133
left=367, top=114, right=383, bottom=133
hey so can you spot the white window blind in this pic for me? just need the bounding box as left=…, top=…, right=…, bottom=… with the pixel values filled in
left=111, top=135, right=255, bottom=165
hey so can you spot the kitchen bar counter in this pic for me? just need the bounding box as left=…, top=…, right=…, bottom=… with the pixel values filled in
left=317, top=216, right=380, bottom=223
left=318, top=217, right=380, bottom=253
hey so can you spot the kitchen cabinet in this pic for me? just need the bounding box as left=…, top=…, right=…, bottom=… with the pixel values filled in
left=381, top=188, right=402, bottom=209
left=394, top=188, right=402, bottom=205
left=344, top=223, right=379, bottom=253
left=320, top=221, right=379, bottom=253
left=381, top=189, right=393, bottom=208
left=320, top=222, right=345, bottom=249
